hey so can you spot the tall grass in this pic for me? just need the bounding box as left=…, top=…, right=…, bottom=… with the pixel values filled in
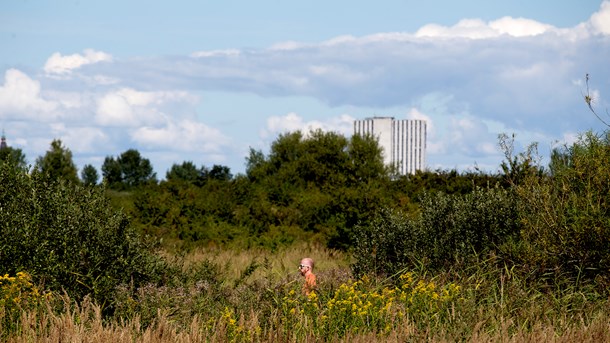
left=2, top=244, right=609, bottom=342
left=173, top=241, right=351, bottom=282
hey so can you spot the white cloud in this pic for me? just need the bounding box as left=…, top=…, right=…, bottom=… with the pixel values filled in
left=322, top=35, right=359, bottom=46
left=561, top=132, right=580, bottom=147
left=328, top=114, right=356, bottom=135
left=590, top=0, right=610, bottom=35
left=415, top=16, right=554, bottom=39
left=191, top=49, right=241, bottom=58
left=0, top=69, right=57, bottom=119
left=43, top=90, right=86, bottom=110
left=114, top=88, right=157, bottom=106
left=416, top=19, right=497, bottom=39
left=94, top=88, right=197, bottom=127
left=405, top=107, right=447, bottom=155
left=90, top=75, right=120, bottom=86
left=131, top=119, right=230, bottom=153
left=82, top=14, right=603, bottom=172
left=308, top=64, right=368, bottom=86
left=95, top=91, right=140, bottom=127
left=47, top=123, right=108, bottom=154
left=447, top=115, right=499, bottom=156
left=489, top=17, right=553, bottom=37
left=269, top=41, right=304, bottom=51
left=262, top=112, right=355, bottom=140
left=44, top=49, right=112, bottom=75
left=264, top=112, right=305, bottom=135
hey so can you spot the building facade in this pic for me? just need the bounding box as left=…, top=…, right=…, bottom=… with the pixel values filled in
left=353, top=117, right=427, bottom=175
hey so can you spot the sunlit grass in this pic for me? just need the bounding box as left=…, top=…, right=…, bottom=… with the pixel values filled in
left=166, top=241, right=351, bottom=284
left=1, top=247, right=609, bottom=342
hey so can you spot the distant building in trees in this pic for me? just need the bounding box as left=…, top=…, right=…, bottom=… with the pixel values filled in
left=354, top=117, right=427, bottom=175
left=1, top=131, right=8, bottom=150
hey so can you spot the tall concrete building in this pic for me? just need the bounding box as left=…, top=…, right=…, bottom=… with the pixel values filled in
left=353, top=117, right=427, bottom=175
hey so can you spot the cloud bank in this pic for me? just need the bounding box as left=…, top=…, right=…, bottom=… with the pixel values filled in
left=1, top=1, right=609, bottom=176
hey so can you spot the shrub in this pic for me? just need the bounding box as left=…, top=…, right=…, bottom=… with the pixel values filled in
left=351, top=208, right=419, bottom=278
left=0, top=162, right=166, bottom=313
left=352, top=186, right=520, bottom=277
left=516, top=130, right=610, bottom=285
left=416, top=186, right=520, bottom=270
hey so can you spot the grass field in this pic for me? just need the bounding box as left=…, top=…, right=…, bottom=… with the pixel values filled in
left=2, top=243, right=609, bottom=342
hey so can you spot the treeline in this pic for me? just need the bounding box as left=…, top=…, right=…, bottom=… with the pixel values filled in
left=0, top=130, right=502, bottom=250
left=116, top=130, right=503, bottom=250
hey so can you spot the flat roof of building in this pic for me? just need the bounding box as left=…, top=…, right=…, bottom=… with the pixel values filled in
left=363, top=116, right=395, bottom=120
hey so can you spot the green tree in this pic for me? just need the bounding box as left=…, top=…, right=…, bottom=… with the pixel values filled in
left=207, top=164, right=232, bottom=181
left=242, top=129, right=391, bottom=248
left=102, top=149, right=157, bottom=189
left=33, top=139, right=79, bottom=184
left=351, top=208, right=417, bottom=277
left=129, top=129, right=392, bottom=249
left=81, top=164, right=99, bottom=186
left=548, top=146, right=570, bottom=177
left=346, top=133, right=387, bottom=184
left=102, top=156, right=122, bottom=187
left=0, top=146, right=27, bottom=171
left=166, top=161, right=200, bottom=183
left=119, top=149, right=157, bottom=187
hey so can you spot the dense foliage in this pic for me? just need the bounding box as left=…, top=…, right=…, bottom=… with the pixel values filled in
left=0, top=160, right=165, bottom=311
left=352, top=130, right=610, bottom=292
left=102, top=149, right=157, bottom=189
left=33, top=139, right=79, bottom=184
left=131, top=130, right=395, bottom=249
left=0, top=144, right=27, bottom=171
left=352, top=186, right=520, bottom=277
left=81, top=163, right=99, bottom=186
left=127, top=130, right=499, bottom=251
left=516, top=131, right=610, bottom=285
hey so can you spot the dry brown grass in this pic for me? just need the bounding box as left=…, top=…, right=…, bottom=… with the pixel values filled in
left=168, top=241, right=351, bottom=285
left=3, top=245, right=609, bottom=342
left=5, top=304, right=609, bottom=343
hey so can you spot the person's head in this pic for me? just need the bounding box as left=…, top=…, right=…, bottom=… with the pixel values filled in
left=299, top=257, right=314, bottom=276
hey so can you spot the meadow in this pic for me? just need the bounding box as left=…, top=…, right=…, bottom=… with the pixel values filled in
left=2, top=243, right=609, bottom=342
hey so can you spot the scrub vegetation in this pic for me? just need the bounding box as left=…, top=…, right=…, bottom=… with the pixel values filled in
left=1, top=128, right=609, bottom=342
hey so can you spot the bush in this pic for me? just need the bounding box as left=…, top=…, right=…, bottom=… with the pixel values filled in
left=352, top=186, right=520, bottom=277
left=516, top=130, right=610, bottom=285
left=351, top=208, right=419, bottom=278
left=0, top=162, right=166, bottom=312
left=416, top=186, right=520, bottom=270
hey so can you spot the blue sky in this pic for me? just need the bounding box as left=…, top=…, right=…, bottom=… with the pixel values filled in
left=1, top=0, right=609, bottom=178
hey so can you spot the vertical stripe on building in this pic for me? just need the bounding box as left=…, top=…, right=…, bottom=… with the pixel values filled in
left=353, top=117, right=426, bottom=175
